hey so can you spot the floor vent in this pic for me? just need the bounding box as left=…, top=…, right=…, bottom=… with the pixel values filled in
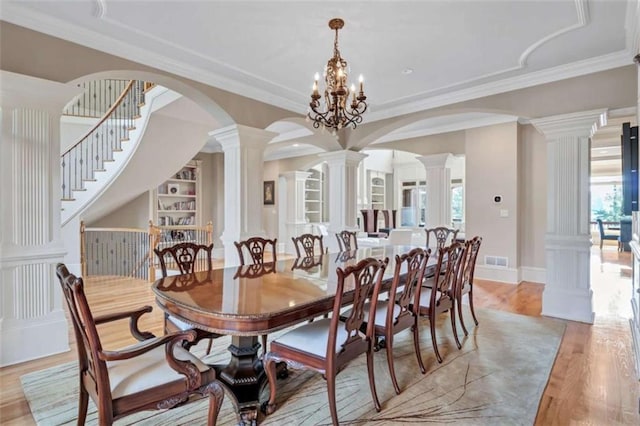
left=485, top=255, right=508, bottom=268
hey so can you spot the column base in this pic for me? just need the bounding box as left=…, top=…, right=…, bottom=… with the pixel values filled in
left=0, top=312, right=69, bottom=366
left=542, top=286, right=594, bottom=323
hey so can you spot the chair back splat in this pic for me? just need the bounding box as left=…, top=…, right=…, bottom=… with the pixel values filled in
left=292, top=233, right=325, bottom=257
left=336, top=230, right=358, bottom=251
left=234, top=237, right=277, bottom=265
left=425, top=227, right=459, bottom=252
left=155, top=242, right=213, bottom=276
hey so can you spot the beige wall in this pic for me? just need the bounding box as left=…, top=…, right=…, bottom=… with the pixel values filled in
left=519, top=124, right=547, bottom=270
left=372, top=131, right=466, bottom=156
left=465, top=122, right=519, bottom=272
left=196, top=152, right=224, bottom=248
left=89, top=192, right=150, bottom=228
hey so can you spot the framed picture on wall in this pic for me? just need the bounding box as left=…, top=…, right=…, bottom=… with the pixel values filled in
left=264, top=181, right=275, bottom=205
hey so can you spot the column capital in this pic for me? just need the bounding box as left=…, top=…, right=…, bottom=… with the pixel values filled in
left=417, top=153, right=454, bottom=169
left=319, top=150, right=368, bottom=166
left=531, top=109, right=606, bottom=139
left=280, top=170, right=311, bottom=181
left=209, top=124, right=277, bottom=151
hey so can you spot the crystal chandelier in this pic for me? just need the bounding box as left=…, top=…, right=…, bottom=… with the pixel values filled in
left=308, top=18, right=367, bottom=133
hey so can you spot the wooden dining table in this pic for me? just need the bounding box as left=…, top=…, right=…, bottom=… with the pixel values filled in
left=152, top=245, right=437, bottom=424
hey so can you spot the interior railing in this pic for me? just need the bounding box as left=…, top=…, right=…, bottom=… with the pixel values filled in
left=61, top=80, right=146, bottom=200
left=80, top=220, right=213, bottom=281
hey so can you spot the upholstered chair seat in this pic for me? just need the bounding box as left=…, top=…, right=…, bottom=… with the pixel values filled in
left=272, top=318, right=361, bottom=358
left=107, top=341, right=209, bottom=399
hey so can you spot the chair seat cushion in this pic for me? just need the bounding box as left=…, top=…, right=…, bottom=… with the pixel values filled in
left=342, top=301, right=401, bottom=328
left=107, top=340, right=209, bottom=399
left=273, top=318, right=363, bottom=358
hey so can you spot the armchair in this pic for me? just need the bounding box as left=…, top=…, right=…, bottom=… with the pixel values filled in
left=55, top=263, right=223, bottom=425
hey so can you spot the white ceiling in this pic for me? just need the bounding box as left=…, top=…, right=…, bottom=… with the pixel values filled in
left=1, top=0, right=637, bottom=123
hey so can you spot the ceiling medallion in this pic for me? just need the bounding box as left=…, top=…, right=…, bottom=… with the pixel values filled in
left=307, top=18, right=367, bottom=134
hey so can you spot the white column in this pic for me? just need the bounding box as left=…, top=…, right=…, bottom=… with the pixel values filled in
left=532, top=109, right=605, bottom=324
left=279, top=171, right=311, bottom=254
left=210, top=125, right=276, bottom=266
left=319, top=150, right=367, bottom=251
left=0, top=71, right=80, bottom=366
left=418, top=153, right=454, bottom=229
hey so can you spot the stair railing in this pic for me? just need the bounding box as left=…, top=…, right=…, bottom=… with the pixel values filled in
left=80, top=220, right=213, bottom=281
left=61, top=80, right=146, bottom=200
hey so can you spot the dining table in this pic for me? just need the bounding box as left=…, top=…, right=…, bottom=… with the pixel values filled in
left=152, top=245, right=437, bottom=424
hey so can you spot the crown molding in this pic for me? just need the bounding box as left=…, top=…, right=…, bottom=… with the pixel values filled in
left=367, top=50, right=631, bottom=122
left=0, top=1, right=634, bottom=124
left=0, top=3, right=306, bottom=113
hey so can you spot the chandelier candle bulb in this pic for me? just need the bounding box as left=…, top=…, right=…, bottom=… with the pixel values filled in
left=359, top=75, right=364, bottom=93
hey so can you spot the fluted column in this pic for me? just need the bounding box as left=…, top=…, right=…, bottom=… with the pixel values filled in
left=319, top=150, right=368, bottom=251
left=279, top=171, right=311, bottom=254
left=0, top=71, right=80, bottom=366
left=418, top=153, right=454, bottom=229
left=210, top=125, right=276, bottom=266
left=532, top=109, right=605, bottom=324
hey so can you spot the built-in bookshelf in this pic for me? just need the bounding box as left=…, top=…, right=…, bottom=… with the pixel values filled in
left=151, top=160, right=201, bottom=227
left=305, top=167, right=326, bottom=223
left=369, top=172, right=386, bottom=210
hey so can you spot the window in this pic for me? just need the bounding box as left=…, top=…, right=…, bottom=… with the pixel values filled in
left=591, top=180, right=622, bottom=222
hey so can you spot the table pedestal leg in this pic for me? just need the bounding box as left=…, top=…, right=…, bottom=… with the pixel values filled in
left=218, top=336, right=265, bottom=424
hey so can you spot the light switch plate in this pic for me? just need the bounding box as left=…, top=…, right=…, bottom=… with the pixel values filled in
left=500, top=209, right=509, bottom=217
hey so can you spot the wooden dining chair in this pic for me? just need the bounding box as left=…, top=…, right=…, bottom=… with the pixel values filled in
left=457, top=236, right=483, bottom=335
left=292, top=233, right=325, bottom=257
left=234, top=236, right=277, bottom=265
left=425, top=227, right=459, bottom=252
left=349, top=247, right=431, bottom=394
left=154, top=242, right=219, bottom=354
left=417, top=242, right=465, bottom=363
left=55, top=263, right=224, bottom=426
left=234, top=236, right=277, bottom=356
left=336, top=230, right=358, bottom=251
left=264, top=257, right=389, bottom=425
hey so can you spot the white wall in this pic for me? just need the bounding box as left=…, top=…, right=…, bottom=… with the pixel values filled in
left=465, top=122, right=520, bottom=283
left=60, top=116, right=97, bottom=153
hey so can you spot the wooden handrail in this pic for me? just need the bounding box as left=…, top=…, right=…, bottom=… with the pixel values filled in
left=83, top=226, right=147, bottom=234
left=62, top=80, right=135, bottom=157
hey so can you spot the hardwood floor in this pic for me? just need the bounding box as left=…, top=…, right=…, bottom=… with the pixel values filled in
left=1, top=249, right=638, bottom=425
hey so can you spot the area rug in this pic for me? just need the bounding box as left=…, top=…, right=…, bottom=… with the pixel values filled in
left=21, top=308, right=565, bottom=425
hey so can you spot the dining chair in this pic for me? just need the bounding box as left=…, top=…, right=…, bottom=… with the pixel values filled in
left=154, top=242, right=219, bottom=354
left=263, top=257, right=389, bottom=425
left=596, top=218, right=620, bottom=250
left=234, top=236, right=277, bottom=356
left=336, top=230, right=358, bottom=251
left=425, top=226, right=459, bottom=252
left=292, top=233, right=325, bottom=257
left=234, top=236, right=277, bottom=265
left=55, top=263, right=224, bottom=426
left=417, top=241, right=465, bottom=363
left=457, top=236, right=482, bottom=336
left=347, top=247, right=431, bottom=394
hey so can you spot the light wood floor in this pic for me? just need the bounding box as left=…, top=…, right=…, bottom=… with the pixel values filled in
left=1, top=250, right=639, bottom=425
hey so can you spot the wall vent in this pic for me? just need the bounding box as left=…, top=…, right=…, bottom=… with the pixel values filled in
left=484, top=255, right=508, bottom=268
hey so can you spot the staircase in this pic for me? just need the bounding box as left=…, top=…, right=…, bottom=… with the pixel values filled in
left=60, top=80, right=155, bottom=225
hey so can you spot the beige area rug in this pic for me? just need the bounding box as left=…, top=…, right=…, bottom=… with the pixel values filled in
left=21, top=308, right=565, bottom=425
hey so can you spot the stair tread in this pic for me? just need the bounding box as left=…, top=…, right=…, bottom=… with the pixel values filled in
left=61, top=198, right=76, bottom=202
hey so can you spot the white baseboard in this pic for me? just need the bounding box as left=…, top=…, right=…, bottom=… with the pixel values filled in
left=520, top=267, right=546, bottom=284
left=474, top=265, right=519, bottom=284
